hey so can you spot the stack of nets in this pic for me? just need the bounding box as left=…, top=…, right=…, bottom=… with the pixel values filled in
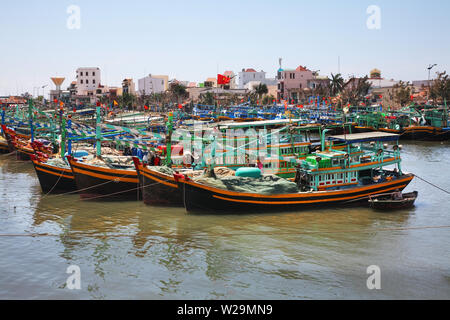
left=46, top=157, right=69, bottom=169
left=193, top=172, right=298, bottom=195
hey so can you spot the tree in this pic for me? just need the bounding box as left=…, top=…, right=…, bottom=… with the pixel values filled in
left=393, top=81, right=412, bottom=108
left=122, top=93, right=136, bottom=110
left=262, top=94, right=275, bottom=105
left=199, top=91, right=215, bottom=105
left=169, top=83, right=187, bottom=104
left=329, top=73, right=345, bottom=96
left=342, top=76, right=372, bottom=105
left=430, top=71, right=450, bottom=103
left=253, top=83, right=268, bottom=99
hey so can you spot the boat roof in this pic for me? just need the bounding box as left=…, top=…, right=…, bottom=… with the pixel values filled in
left=218, top=118, right=305, bottom=129
left=328, top=132, right=400, bottom=143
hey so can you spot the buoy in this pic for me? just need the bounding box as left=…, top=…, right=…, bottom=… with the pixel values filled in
left=235, top=167, right=262, bottom=178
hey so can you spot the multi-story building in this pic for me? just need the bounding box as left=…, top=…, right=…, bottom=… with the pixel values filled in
left=277, top=65, right=315, bottom=101
left=223, top=71, right=237, bottom=89
left=204, top=77, right=217, bottom=88
left=76, top=67, right=101, bottom=96
left=122, top=79, right=136, bottom=95
left=238, top=68, right=266, bottom=89
left=152, top=75, right=169, bottom=91
left=138, top=74, right=165, bottom=95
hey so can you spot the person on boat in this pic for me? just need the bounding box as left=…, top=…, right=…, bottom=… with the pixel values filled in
left=148, top=151, right=155, bottom=166
left=294, top=165, right=301, bottom=184
left=154, top=152, right=161, bottom=166
left=257, top=159, right=263, bottom=171
left=392, top=189, right=403, bottom=200
left=142, top=152, right=149, bottom=164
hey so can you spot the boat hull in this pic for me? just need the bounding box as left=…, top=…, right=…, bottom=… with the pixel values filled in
left=15, top=146, right=34, bottom=161
left=32, top=159, right=77, bottom=194
left=400, top=127, right=450, bottom=141
left=177, top=174, right=414, bottom=213
left=369, top=191, right=418, bottom=210
left=68, top=158, right=140, bottom=201
left=0, top=141, right=9, bottom=154
left=138, top=165, right=183, bottom=206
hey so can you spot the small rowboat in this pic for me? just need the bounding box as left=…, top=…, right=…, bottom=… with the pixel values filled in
left=369, top=191, right=418, bottom=210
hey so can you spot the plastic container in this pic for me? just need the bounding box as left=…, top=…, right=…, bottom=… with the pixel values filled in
left=235, top=167, right=262, bottom=178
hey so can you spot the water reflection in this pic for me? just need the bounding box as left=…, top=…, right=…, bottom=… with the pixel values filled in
left=1, top=140, right=449, bottom=299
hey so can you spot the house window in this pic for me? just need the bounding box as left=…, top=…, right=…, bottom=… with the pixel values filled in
left=80, top=79, right=83, bottom=84
left=93, top=72, right=95, bottom=76
left=93, top=79, right=96, bottom=84
left=86, top=80, right=89, bottom=84
left=80, top=72, right=83, bottom=76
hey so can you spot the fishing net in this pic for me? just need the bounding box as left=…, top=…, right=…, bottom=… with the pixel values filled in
left=193, top=174, right=298, bottom=195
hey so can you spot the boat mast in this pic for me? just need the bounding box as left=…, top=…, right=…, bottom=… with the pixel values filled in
left=165, top=111, right=173, bottom=167
left=96, top=105, right=101, bottom=157
left=28, top=99, right=34, bottom=143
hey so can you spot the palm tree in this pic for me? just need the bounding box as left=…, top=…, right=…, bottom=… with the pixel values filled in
left=329, top=73, right=344, bottom=96
left=169, top=83, right=187, bottom=104
left=253, top=83, right=268, bottom=100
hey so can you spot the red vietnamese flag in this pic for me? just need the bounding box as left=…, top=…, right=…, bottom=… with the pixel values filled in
left=217, top=74, right=230, bottom=85
left=144, top=105, right=148, bottom=110
left=178, top=104, right=183, bottom=109
left=54, top=99, right=58, bottom=104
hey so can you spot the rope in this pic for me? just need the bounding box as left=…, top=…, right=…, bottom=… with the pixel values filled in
left=414, top=174, right=450, bottom=195
left=1, top=225, right=449, bottom=238
left=40, top=166, right=65, bottom=199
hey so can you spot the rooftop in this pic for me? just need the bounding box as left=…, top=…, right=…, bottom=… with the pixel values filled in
left=328, top=132, right=400, bottom=143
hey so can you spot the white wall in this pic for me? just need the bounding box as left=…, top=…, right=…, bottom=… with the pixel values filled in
left=138, top=75, right=165, bottom=95
left=76, top=67, right=100, bottom=95
left=238, top=71, right=266, bottom=89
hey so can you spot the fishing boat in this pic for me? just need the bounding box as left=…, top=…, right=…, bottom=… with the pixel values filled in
left=133, top=158, right=184, bottom=206
left=176, top=132, right=414, bottom=213
left=31, top=155, right=77, bottom=194
left=354, top=104, right=450, bottom=141
left=67, top=156, right=140, bottom=201
left=0, top=136, right=9, bottom=154
left=368, top=191, right=418, bottom=210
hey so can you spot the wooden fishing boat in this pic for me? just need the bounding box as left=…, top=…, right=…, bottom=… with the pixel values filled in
left=67, top=156, right=140, bottom=201
left=31, top=156, right=77, bottom=194
left=177, top=172, right=414, bottom=213
left=133, top=158, right=183, bottom=206
left=176, top=132, right=415, bottom=213
left=0, top=137, right=9, bottom=154
left=368, top=191, right=418, bottom=210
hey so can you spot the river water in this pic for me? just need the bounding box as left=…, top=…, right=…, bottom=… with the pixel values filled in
left=0, top=141, right=449, bottom=299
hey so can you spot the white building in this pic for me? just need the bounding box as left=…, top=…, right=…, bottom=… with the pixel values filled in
left=238, top=68, right=276, bottom=89
left=138, top=74, right=165, bottom=95
left=76, top=67, right=101, bottom=96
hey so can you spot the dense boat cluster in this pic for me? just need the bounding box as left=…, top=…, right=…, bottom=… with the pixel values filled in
left=1, top=99, right=438, bottom=212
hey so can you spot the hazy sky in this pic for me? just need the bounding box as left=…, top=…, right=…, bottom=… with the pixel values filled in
left=0, top=0, right=449, bottom=96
